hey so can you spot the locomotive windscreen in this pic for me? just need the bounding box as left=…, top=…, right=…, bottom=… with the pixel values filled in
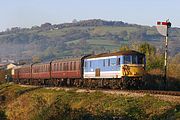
left=123, top=55, right=144, bottom=64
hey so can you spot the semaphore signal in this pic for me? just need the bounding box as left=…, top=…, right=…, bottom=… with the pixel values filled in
left=156, top=20, right=171, bottom=90
left=157, top=21, right=171, bottom=26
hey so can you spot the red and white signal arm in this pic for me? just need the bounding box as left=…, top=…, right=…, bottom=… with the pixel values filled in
left=156, top=21, right=171, bottom=36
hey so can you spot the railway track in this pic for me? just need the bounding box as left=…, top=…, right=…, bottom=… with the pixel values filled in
left=18, top=83, right=180, bottom=96
left=124, top=90, right=180, bottom=96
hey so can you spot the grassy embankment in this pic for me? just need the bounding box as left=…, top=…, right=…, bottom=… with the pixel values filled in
left=0, top=83, right=179, bottom=120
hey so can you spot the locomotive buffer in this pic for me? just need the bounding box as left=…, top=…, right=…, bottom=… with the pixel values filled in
left=156, top=20, right=171, bottom=90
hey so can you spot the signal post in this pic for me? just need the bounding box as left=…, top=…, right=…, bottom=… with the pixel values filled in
left=156, top=20, right=171, bottom=90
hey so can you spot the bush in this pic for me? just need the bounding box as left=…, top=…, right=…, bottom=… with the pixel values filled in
left=0, top=110, right=7, bottom=120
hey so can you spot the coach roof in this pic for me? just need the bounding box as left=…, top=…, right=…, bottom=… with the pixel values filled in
left=86, top=50, right=145, bottom=59
left=52, top=55, right=91, bottom=62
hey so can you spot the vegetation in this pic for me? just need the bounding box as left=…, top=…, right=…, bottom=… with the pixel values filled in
left=118, top=42, right=180, bottom=90
left=0, top=83, right=179, bottom=120
left=0, top=19, right=179, bottom=62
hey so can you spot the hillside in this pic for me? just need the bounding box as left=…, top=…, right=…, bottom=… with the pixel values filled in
left=0, top=19, right=180, bottom=62
left=0, top=83, right=179, bottom=120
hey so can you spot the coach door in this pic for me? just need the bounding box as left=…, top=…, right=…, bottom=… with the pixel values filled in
left=95, top=68, right=100, bottom=77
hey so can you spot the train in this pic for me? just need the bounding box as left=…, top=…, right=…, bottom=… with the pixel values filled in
left=12, top=50, right=146, bottom=89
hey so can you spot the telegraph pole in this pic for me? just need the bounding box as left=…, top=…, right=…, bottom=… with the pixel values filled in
left=156, top=20, right=171, bottom=90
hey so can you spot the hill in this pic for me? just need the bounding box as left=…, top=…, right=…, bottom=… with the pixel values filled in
left=0, top=19, right=179, bottom=62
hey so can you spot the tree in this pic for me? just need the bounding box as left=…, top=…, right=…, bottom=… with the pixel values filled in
left=32, top=55, right=41, bottom=63
left=138, top=42, right=155, bottom=56
left=119, top=45, right=130, bottom=51
left=72, top=19, right=78, bottom=23
left=120, top=31, right=128, bottom=38
left=138, top=42, right=163, bottom=70
left=41, top=23, right=52, bottom=31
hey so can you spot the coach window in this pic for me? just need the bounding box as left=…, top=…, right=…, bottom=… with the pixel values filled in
left=36, top=67, right=38, bottom=73
left=56, top=63, right=58, bottom=71
left=67, top=63, right=69, bottom=71
left=45, top=65, right=46, bottom=72
left=41, top=66, right=42, bottom=72
left=42, top=66, right=43, bottom=72
left=78, top=62, right=81, bottom=70
left=56, top=63, right=59, bottom=71
left=53, top=64, right=55, bottom=71
left=46, top=65, right=48, bottom=72
left=38, top=66, right=41, bottom=72
left=38, top=66, right=40, bottom=73
left=42, top=66, right=44, bottom=72
left=60, top=63, right=62, bottom=71
left=41, top=65, right=44, bottom=72
left=58, top=63, right=60, bottom=71
left=70, top=62, right=72, bottom=71
left=116, top=58, right=120, bottom=65
left=63, top=63, right=66, bottom=71
left=55, top=63, right=58, bottom=71
left=74, top=62, right=76, bottom=70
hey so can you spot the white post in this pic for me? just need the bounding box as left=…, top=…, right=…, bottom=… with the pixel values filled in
left=164, top=20, right=169, bottom=90
left=164, top=35, right=168, bottom=89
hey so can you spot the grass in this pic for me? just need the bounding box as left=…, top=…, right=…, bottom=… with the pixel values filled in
left=88, top=39, right=119, bottom=46
left=91, top=26, right=139, bottom=35
left=0, top=83, right=179, bottom=120
left=38, top=29, right=66, bottom=37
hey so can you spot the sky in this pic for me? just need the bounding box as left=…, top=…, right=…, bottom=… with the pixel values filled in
left=0, top=0, right=179, bottom=31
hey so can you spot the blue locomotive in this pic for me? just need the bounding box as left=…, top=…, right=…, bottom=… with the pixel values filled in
left=84, top=51, right=145, bottom=78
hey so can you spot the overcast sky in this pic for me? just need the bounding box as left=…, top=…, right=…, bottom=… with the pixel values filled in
left=0, top=0, right=179, bottom=31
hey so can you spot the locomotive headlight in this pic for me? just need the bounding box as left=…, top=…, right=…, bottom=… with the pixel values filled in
left=133, top=72, right=137, bottom=75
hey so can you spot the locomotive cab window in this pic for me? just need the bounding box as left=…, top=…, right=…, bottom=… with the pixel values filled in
left=124, top=56, right=131, bottom=64
left=132, top=55, right=138, bottom=64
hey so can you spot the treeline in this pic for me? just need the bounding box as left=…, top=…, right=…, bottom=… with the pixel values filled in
left=0, top=19, right=129, bottom=34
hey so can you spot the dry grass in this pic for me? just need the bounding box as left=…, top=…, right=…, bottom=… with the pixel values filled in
left=0, top=84, right=179, bottom=120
